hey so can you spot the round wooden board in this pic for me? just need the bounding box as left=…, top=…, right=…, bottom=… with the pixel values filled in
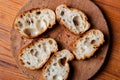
left=10, top=0, right=110, bottom=80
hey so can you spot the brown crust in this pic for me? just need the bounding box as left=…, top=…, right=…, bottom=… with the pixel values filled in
left=42, top=49, right=74, bottom=80
left=13, top=8, right=56, bottom=39
left=19, top=38, right=58, bottom=70
left=55, top=4, right=90, bottom=35
left=72, top=29, right=105, bottom=60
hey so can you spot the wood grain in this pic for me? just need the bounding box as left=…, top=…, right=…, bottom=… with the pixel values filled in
left=0, top=0, right=120, bottom=80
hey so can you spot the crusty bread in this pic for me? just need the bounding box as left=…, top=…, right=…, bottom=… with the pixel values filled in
left=56, top=4, right=90, bottom=34
left=14, top=8, right=55, bottom=38
left=72, top=29, right=104, bottom=60
left=19, top=38, right=58, bottom=70
left=42, top=49, right=74, bottom=80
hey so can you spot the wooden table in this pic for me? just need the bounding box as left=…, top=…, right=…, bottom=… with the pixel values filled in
left=0, top=0, right=120, bottom=80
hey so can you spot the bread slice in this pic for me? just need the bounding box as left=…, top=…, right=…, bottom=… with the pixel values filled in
left=72, top=29, right=104, bottom=60
left=56, top=4, right=90, bottom=35
left=42, top=49, right=74, bottom=80
left=14, top=8, right=55, bottom=38
left=19, top=38, right=58, bottom=70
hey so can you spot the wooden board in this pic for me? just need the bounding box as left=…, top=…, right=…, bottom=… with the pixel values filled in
left=10, top=0, right=110, bottom=80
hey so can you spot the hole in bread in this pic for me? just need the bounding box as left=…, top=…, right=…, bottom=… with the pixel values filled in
left=53, top=75, right=57, bottom=80
left=53, top=63, right=57, bottom=66
left=23, top=28, right=37, bottom=36
left=46, top=69, right=50, bottom=76
left=30, top=49, right=34, bottom=54
left=26, top=19, right=30, bottom=25
left=23, top=28, right=31, bottom=36
left=37, top=59, right=40, bottom=62
left=84, top=37, right=89, bottom=44
left=91, top=40, right=96, bottom=44
left=59, top=57, right=66, bottom=66
left=34, top=51, right=39, bottom=57
left=61, top=11, right=64, bottom=16
left=97, top=36, right=100, bottom=40
left=73, top=16, right=79, bottom=26
left=17, top=21, right=23, bottom=28
left=52, top=69, right=54, bottom=72
left=27, top=61, right=30, bottom=65
left=63, top=19, right=65, bottom=21
left=48, top=40, right=53, bottom=44
left=43, top=43, right=46, bottom=52
left=38, top=44, right=41, bottom=48
left=31, top=18, right=34, bottom=23
left=36, top=11, right=41, bottom=15
left=47, top=68, right=50, bottom=72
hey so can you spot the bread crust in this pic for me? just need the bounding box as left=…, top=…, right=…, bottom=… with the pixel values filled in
left=56, top=4, right=90, bottom=35
left=19, top=38, right=58, bottom=70
left=72, top=29, right=104, bottom=60
left=14, top=8, right=56, bottom=38
left=42, top=49, right=74, bottom=80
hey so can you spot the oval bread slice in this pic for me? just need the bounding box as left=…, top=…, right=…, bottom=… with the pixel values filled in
left=14, top=9, right=55, bottom=38
left=56, top=4, right=90, bottom=34
left=72, top=29, right=104, bottom=60
left=19, top=38, right=58, bottom=70
left=42, top=49, right=74, bottom=80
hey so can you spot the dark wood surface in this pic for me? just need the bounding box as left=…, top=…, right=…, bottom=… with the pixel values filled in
left=0, top=0, right=120, bottom=80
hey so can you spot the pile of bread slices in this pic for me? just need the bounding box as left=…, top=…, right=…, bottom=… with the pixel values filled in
left=14, top=4, right=104, bottom=80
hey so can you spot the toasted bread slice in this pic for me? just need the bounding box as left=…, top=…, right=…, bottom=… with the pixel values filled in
left=19, top=38, right=58, bottom=70
left=56, top=4, right=90, bottom=34
left=42, top=49, right=74, bottom=80
left=14, top=9, right=55, bottom=38
left=72, top=29, right=104, bottom=60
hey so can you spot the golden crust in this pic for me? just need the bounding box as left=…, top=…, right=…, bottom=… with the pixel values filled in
left=13, top=8, right=56, bottom=38
left=72, top=29, right=104, bottom=60
left=19, top=38, right=58, bottom=70
left=42, top=49, right=74, bottom=80
left=56, top=4, right=90, bottom=35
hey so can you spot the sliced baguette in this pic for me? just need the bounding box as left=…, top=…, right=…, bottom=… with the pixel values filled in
left=56, top=4, right=90, bottom=34
left=14, top=8, right=55, bottom=38
left=42, top=49, right=74, bottom=80
left=72, top=29, right=104, bottom=60
left=19, top=38, right=58, bottom=70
